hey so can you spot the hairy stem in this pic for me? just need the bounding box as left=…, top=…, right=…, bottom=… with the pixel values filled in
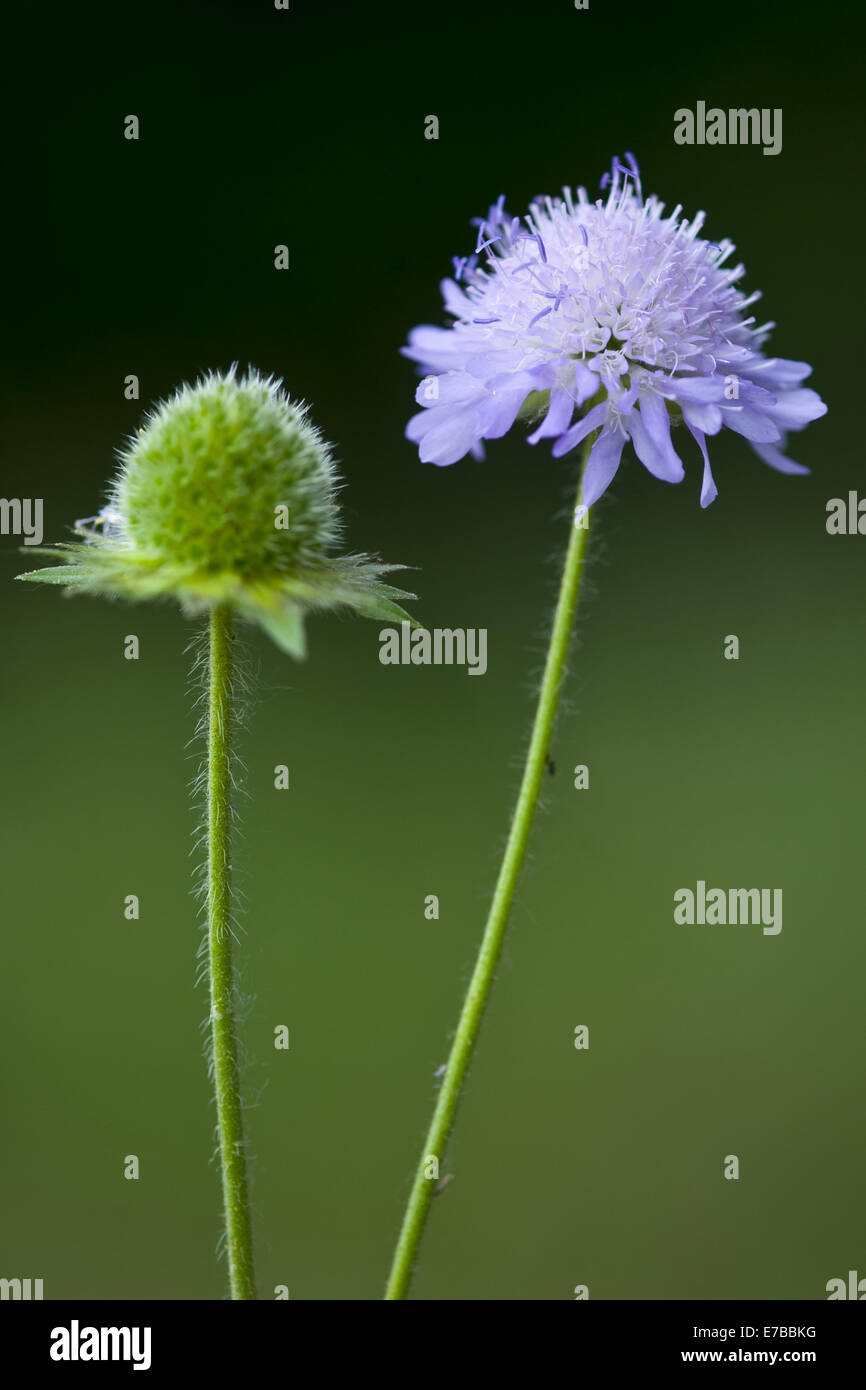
left=385, top=457, right=593, bottom=1300
left=206, top=604, right=256, bottom=1300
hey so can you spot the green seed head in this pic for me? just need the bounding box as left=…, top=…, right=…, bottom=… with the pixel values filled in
left=17, top=367, right=417, bottom=658
left=116, top=370, right=340, bottom=578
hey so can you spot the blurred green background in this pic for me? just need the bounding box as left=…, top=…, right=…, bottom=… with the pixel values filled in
left=2, top=0, right=862, bottom=1300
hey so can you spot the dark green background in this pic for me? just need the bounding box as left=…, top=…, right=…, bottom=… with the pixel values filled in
left=1, top=0, right=862, bottom=1300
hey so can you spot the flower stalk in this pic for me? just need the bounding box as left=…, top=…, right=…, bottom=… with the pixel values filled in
left=206, top=603, right=256, bottom=1300
left=385, top=449, right=592, bottom=1300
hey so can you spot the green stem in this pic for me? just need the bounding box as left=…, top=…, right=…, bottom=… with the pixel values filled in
left=206, top=604, right=256, bottom=1300
left=385, top=455, right=593, bottom=1300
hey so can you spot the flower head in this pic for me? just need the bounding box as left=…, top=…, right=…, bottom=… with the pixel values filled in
left=404, top=155, right=827, bottom=508
left=18, top=368, right=416, bottom=656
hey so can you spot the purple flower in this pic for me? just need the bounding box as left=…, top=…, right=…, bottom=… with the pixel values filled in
left=404, top=156, right=827, bottom=508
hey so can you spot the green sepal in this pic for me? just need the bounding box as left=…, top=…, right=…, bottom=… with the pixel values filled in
left=255, top=603, right=308, bottom=659
left=345, top=590, right=420, bottom=626
left=16, top=542, right=420, bottom=656
left=16, top=566, right=92, bottom=586
left=516, top=389, right=550, bottom=424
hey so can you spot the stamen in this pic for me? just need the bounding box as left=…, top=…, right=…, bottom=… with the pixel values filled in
left=474, top=231, right=502, bottom=256
left=514, top=229, right=547, bottom=263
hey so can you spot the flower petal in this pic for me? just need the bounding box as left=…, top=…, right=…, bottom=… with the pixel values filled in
left=686, top=424, right=718, bottom=508
left=746, top=357, right=813, bottom=385
left=480, top=387, right=534, bottom=438
left=441, top=277, right=476, bottom=319
left=660, top=375, right=727, bottom=404
left=721, top=407, right=782, bottom=443
left=581, top=428, right=626, bottom=508
left=465, top=348, right=528, bottom=379
left=682, top=401, right=723, bottom=435
left=574, top=363, right=601, bottom=405
left=402, top=326, right=469, bottom=372
left=765, top=388, right=827, bottom=431
left=406, top=404, right=481, bottom=465
left=413, top=372, right=482, bottom=408
left=631, top=393, right=685, bottom=482
left=550, top=402, right=608, bottom=459
left=750, top=441, right=810, bottom=476
left=528, top=388, right=574, bottom=444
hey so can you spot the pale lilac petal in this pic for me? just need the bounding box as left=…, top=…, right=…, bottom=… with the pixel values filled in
left=413, top=373, right=483, bottom=408
left=721, top=407, right=782, bottom=443
left=634, top=393, right=685, bottom=481
left=551, top=402, right=608, bottom=459
left=628, top=409, right=676, bottom=482
left=441, top=277, right=476, bottom=319
left=464, top=348, right=527, bottom=378
left=682, top=401, right=723, bottom=435
left=402, top=327, right=470, bottom=371
left=735, top=381, right=777, bottom=408
left=574, top=363, right=600, bottom=405
left=406, top=403, right=450, bottom=442
left=746, top=357, right=813, bottom=385
left=659, top=375, right=726, bottom=404
left=764, top=388, right=827, bottom=431
left=528, top=389, right=574, bottom=444
left=751, top=441, right=810, bottom=476
left=407, top=405, right=481, bottom=465
left=480, top=388, right=533, bottom=438
left=581, top=428, right=626, bottom=508
left=686, top=424, right=718, bottom=508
